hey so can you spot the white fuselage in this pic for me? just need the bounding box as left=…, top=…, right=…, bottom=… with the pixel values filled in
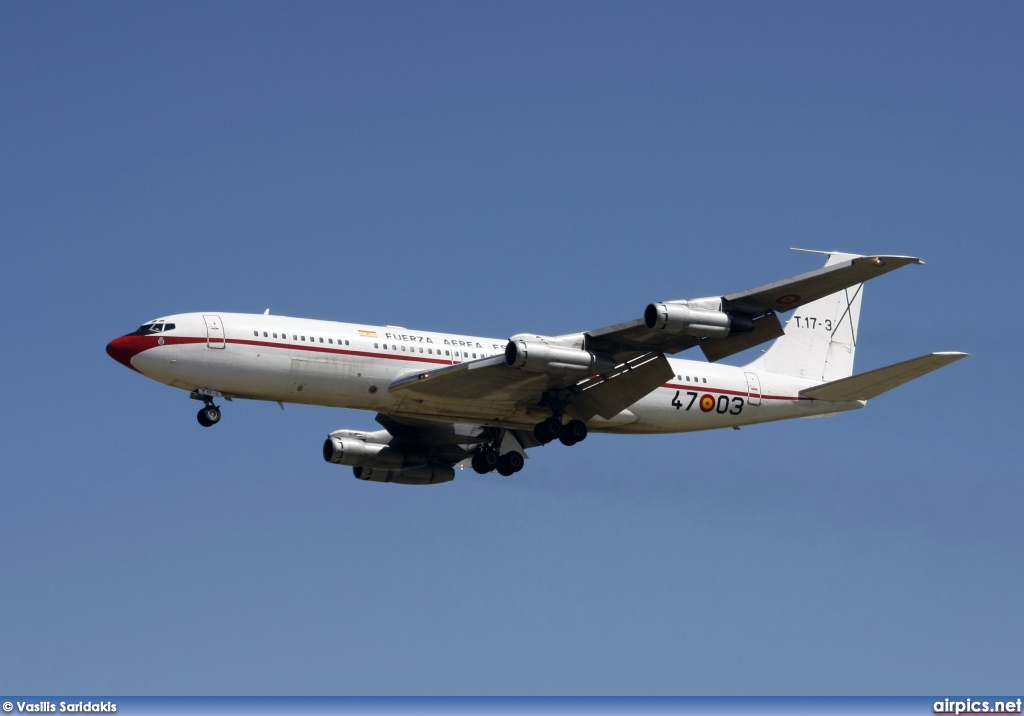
left=114, top=312, right=862, bottom=434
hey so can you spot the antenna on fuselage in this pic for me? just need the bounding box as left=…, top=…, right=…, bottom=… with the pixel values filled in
left=264, top=308, right=270, bottom=315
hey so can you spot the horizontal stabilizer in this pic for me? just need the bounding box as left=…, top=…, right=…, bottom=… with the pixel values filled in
left=799, top=352, right=967, bottom=402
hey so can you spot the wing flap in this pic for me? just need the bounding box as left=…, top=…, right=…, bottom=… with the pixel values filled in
left=570, top=353, right=674, bottom=420
left=799, top=352, right=967, bottom=402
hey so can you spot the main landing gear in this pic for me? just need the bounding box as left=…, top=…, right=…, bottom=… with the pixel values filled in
left=531, top=389, right=588, bottom=447
left=471, top=414, right=588, bottom=478
left=471, top=446, right=525, bottom=476
left=533, top=417, right=588, bottom=447
left=190, top=390, right=222, bottom=427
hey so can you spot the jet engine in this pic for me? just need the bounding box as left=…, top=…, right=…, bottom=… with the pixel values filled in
left=354, top=465, right=455, bottom=485
left=322, top=434, right=406, bottom=470
left=644, top=301, right=754, bottom=337
left=504, top=339, right=615, bottom=374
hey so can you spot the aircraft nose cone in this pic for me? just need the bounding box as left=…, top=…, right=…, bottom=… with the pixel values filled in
left=106, top=335, right=144, bottom=371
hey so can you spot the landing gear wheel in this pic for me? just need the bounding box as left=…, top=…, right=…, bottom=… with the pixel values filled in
left=559, top=420, right=587, bottom=446
left=197, top=405, right=221, bottom=427
left=506, top=451, right=525, bottom=472
left=497, top=451, right=525, bottom=476
left=533, top=417, right=563, bottom=444
left=472, top=449, right=500, bottom=474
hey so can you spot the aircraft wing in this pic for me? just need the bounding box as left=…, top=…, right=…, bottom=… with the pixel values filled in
left=388, top=351, right=673, bottom=422
left=585, top=253, right=923, bottom=362
left=390, top=252, right=922, bottom=422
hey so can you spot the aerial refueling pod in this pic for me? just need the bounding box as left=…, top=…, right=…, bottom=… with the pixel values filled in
left=354, top=465, right=455, bottom=485
left=322, top=436, right=406, bottom=470
left=505, top=340, right=616, bottom=374
left=644, top=302, right=754, bottom=338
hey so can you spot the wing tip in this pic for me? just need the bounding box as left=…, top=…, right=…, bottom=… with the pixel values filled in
left=790, top=248, right=926, bottom=266
left=790, top=247, right=855, bottom=257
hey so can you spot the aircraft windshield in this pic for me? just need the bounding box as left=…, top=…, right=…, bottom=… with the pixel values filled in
left=131, top=322, right=175, bottom=335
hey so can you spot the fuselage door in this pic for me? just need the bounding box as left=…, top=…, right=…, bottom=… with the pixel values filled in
left=744, top=372, right=761, bottom=406
left=203, top=314, right=226, bottom=349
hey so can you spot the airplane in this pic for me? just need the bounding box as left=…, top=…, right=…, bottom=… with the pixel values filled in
left=106, top=250, right=966, bottom=485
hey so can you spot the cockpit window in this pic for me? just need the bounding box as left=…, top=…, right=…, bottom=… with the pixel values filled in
left=131, top=322, right=172, bottom=335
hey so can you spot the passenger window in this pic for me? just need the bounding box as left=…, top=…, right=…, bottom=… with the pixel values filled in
left=273, top=333, right=278, bottom=338
left=392, top=345, right=396, bottom=350
left=445, top=350, right=450, bottom=356
left=254, top=331, right=259, bottom=337
left=345, top=340, right=350, bottom=346
left=419, top=347, right=423, bottom=353
left=703, top=378, right=707, bottom=383
left=328, top=338, right=333, bottom=344
left=374, top=343, right=379, bottom=349
left=401, top=346, right=406, bottom=351
left=293, top=335, right=297, bottom=340
left=301, top=336, right=306, bottom=341
left=319, top=337, right=324, bottom=343
left=263, top=332, right=268, bottom=337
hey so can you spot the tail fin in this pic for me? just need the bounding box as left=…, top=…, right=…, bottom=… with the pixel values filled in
left=746, top=251, right=863, bottom=382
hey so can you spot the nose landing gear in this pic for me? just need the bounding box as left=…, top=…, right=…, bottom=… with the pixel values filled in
left=197, top=405, right=221, bottom=427
left=190, top=390, right=223, bottom=427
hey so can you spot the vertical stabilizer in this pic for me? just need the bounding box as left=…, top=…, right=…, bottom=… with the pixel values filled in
left=747, top=252, right=863, bottom=382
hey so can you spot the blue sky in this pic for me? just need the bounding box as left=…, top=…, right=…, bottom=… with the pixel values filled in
left=1, top=1, right=1021, bottom=695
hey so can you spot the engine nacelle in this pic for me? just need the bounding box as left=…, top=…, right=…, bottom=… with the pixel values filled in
left=644, top=302, right=754, bottom=337
left=354, top=465, right=455, bottom=485
left=322, top=436, right=406, bottom=470
left=504, top=340, right=615, bottom=374
left=326, top=428, right=392, bottom=445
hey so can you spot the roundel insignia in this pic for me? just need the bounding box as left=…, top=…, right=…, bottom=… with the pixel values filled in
left=776, top=294, right=800, bottom=305
left=699, top=394, right=715, bottom=412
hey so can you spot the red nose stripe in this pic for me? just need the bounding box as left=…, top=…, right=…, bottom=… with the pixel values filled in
left=105, top=335, right=152, bottom=372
